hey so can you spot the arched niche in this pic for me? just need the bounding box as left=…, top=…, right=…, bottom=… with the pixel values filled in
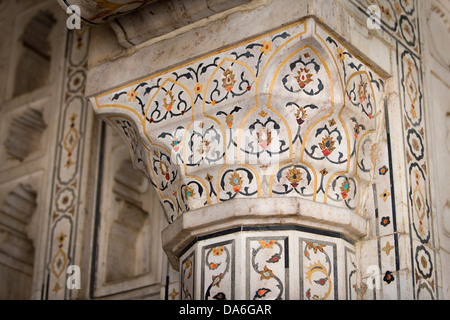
left=0, top=184, right=38, bottom=299
left=93, top=127, right=165, bottom=297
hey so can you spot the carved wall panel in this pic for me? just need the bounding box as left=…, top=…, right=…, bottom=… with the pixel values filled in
left=91, top=125, right=166, bottom=298
left=4, top=109, right=47, bottom=161
left=351, top=0, right=439, bottom=299
left=41, top=26, right=90, bottom=300
left=0, top=180, right=40, bottom=299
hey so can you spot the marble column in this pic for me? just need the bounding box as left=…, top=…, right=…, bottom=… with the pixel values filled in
left=88, top=17, right=393, bottom=300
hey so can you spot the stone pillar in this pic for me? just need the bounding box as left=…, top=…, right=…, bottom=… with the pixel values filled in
left=89, top=17, right=391, bottom=300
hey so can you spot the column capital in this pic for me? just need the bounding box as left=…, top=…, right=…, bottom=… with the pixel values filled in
left=90, top=17, right=384, bottom=222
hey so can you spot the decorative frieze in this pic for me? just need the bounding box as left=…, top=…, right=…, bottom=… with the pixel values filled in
left=351, top=0, right=438, bottom=300
left=179, top=228, right=355, bottom=300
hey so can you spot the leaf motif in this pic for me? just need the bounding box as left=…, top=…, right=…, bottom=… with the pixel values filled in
left=213, top=292, right=226, bottom=300
left=349, top=62, right=362, bottom=71
left=112, top=92, right=126, bottom=101
left=135, top=82, right=147, bottom=90
left=157, top=132, right=172, bottom=138
left=326, top=36, right=338, bottom=47
left=230, top=106, right=242, bottom=114
left=266, top=253, right=281, bottom=263
left=314, top=277, right=329, bottom=286
left=245, top=43, right=263, bottom=49
left=253, top=288, right=271, bottom=299
left=272, top=31, right=290, bottom=42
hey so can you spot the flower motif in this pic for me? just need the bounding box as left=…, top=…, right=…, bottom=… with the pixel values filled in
left=193, top=83, right=203, bottom=95
left=379, top=189, right=391, bottom=202
left=383, top=271, right=395, bottom=284
left=185, top=186, right=195, bottom=198
left=294, top=107, right=307, bottom=125
left=255, top=110, right=267, bottom=119
left=163, top=90, right=176, bottom=112
left=159, top=161, right=170, bottom=181
left=222, top=68, right=236, bottom=92
left=286, top=167, right=302, bottom=188
left=57, top=233, right=67, bottom=243
left=260, top=40, right=272, bottom=56
left=197, top=138, right=211, bottom=155
left=306, top=242, right=326, bottom=254
left=56, top=188, right=75, bottom=212
left=358, top=80, right=368, bottom=103
left=259, top=240, right=276, bottom=249
left=229, top=171, right=243, bottom=193
left=127, top=88, right=137, bottom=102
left=379, top=166, right=389, bottom=175
left=212, top=246, right=225, bottom=256
left=171, top=138, right=181, bottom=152
left=382, top=241, right=394, bottom=255
left=350, top=116, right=365, bottom=139
left=318, top=135, right=336, bottom=157
left=340, top=179, right=350, bottom=200
left=328, top=118, right=336, bottom=127
left=259, top=265, right=274, bottom=280
left=256, top=127, right=272, bottom=150
left=415, top=245, right=433, bottom=278
left=212, top=273, right=224, bottom=287
left=337, top=48, right=345, bottom=63
left=295, top=67, right=314, bottom=89
left=380, top=216, right=391, bottom=227
left=225, top=114, right=234, bottom=128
